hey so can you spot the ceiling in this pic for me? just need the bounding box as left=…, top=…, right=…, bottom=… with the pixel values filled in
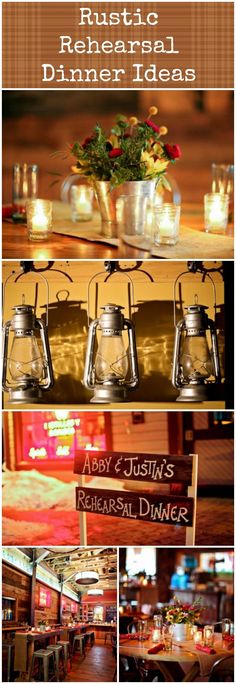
left=21, top=547, right=117, bottom=595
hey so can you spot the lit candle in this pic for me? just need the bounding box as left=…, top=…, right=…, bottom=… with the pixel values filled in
left=204, top=193, right=229, bottom=233
left=71, top=184, right=93, bottom=221
left=190, top=625, right=198, bottom=638
left=152, top=628, right=162, bottom=643
left=203, top=625, right=214, bottom=647
left=26, top=199, right=52, bottom=241
left=194, top=630, right=203, bottom=645
left=154, top=203, right=181, bottom=246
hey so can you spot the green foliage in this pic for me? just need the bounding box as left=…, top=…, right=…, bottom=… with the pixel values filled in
left=71, top=115, right=180, bottom=187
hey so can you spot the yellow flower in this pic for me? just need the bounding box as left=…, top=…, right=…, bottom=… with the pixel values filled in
left=159, top=126, right=168, bottom=135
left=141, top=150, right=169, bottom=177
left=149, top=106, right=158, bottom=116
left=129, top=116, right=139, bottom=125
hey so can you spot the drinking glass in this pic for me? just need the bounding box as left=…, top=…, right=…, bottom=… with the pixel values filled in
left=12, top=163, right=38, bottom=221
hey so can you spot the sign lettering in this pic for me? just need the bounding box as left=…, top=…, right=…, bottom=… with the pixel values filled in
left=75, top=487, right=194, bottom=527
left=74, top=451, right=192, bottom=484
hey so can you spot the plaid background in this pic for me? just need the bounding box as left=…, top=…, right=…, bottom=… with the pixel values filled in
left=2, top=2, right=234, bottom=88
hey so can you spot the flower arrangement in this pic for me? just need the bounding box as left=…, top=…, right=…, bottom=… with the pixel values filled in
left=165, top=596, right=202, bottom=625
left=70, top=106, right=181, bottom=188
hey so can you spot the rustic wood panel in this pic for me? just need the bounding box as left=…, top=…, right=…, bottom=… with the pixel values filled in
left=76, top=486, right=194, bottom=526
left=2, top=562, right=31, bottom=624
left=74, top=451, right=193, bottom=484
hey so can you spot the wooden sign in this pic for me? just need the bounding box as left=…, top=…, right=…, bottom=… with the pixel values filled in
left=75, top=487, right=194, bottom=527
left=74, top=451, right=193, bottom=484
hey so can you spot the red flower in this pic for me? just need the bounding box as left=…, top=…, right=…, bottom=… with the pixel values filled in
left=144, top=119, right=160, bottom=133
left=164, top=143, right=182, bottom=159
left=108, top=148, right=123, bottom=158
left=81, top=135, right=95, bottom=148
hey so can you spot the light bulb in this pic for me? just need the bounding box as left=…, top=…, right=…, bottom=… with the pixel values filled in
left=180, top=334, right=213, bottom=382
left=95, top=334, right=128, bottom=382
left=8, top=334, right=44, bottom=383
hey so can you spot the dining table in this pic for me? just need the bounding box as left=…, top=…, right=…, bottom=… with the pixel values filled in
left=119, top=632, right=234, bottom=682
left=2, top=201, right=234, bottom=260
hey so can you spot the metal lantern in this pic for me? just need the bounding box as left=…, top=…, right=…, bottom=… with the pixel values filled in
left=172, top=270, right=221, bottom=402
left=83, top=264, right=139, bottom=403
left=2, top=267, right=54, bottom=404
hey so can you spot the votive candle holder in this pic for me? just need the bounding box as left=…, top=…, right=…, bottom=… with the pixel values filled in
left=204, top=193, right=229, bottom=234
left=26, top=199, right=53, bottom=241
left=154, top=203, right=181, bottom=245
left=71, top=184, right=93, bottom=221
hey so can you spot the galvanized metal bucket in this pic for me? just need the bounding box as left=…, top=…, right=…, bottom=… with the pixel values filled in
left=94, top=179, right=157, bottom=238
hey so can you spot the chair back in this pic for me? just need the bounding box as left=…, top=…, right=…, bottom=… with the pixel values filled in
left=208, top=655, right=234, bottom=682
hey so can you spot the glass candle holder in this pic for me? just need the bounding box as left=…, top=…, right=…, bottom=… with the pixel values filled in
left=190, top=625, right=198, bottom=639
left=203, top=625, right=214, bottom=647
left=71, top=184, right=93, bottom=222
left=26, top=199, right=53, bottom=241
left=194, top=630, right=203, bottom=645
left=163, top=626, right=173, bottom=652
left=204, top=193, right=229, bottom=234
left=12, top=163, right=38, bottom=222
left=137, top=620, right=146, bottom=641
left=222, top=618, right=231, bottom=640
left=154, top=203, right=181, bottom=245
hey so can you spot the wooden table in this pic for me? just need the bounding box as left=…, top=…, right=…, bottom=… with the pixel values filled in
left=119, top=633, right=233, bottom=682
left=2, top=202, right=234, bottom=259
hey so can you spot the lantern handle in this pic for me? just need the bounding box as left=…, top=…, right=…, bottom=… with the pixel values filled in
left=87, top=269, right=135, bottom=325
left=3, top=269, right=50, bottom=327
left=173, top=270, right=217, bottom=327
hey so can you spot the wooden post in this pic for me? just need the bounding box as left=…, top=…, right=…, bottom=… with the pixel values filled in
left=59, top=577, right=63, bottom=624
left=185, top=453, right=198, bottom=546
left=78, top=474, right=87, bottom=545
left=30, top=549, right=37, bottom=626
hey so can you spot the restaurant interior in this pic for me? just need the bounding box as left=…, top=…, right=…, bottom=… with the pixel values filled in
left=2, top=410, right=233, bottom=547
left=2, top=546, right=117, bottom=682
left=119, top=547, right=234, bottom=682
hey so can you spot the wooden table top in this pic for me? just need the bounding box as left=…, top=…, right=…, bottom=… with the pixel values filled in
left=119, top=633, right=233, bottom=663
left=2, top=202, right=234, bottom=260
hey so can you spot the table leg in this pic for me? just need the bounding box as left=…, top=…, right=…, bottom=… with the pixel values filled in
left=182, top=662, right=200, bottom=682
left=27, top=642, right=35, bottom=681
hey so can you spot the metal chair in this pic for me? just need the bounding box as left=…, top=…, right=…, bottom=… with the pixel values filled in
left=2, top=642, right=14, bottom=682
left=208, top=655, right=234, bottom=681
left=29, top=648, right=57, bottom=682
left=57, top=639, right=72, bottom=674
left=73, top=634, right=85, bottom=656
left=46, top=644, right=63, bottom=679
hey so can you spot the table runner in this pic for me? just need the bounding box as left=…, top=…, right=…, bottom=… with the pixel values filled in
left=14, top=633, right=28, bottom=672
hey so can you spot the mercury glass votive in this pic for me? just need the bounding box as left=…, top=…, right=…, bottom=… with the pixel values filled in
left=203, top=625, right=214, bottom=647
left=204, top=193, right=229, bottom=234
left=71, top=184, right=93, bottom=221
left=26, top=199, right=53, bottom=241
left=154, top=203, right=181, bottom=245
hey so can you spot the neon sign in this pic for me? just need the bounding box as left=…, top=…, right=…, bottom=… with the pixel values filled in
left=43, top=418, right=81, bottom=437
left=29, top=447, right=47, bottom=460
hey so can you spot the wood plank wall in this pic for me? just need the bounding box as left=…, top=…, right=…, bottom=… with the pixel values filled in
left=2, top=563, right=31, bottom=624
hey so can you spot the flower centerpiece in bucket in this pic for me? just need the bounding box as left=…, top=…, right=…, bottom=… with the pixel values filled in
left=70, top=106, right=181, bottom=237
left=165, top=596, right=202, bottom=641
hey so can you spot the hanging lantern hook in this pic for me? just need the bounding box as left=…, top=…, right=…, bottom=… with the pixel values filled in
left=3, top=265, right=50, bottom=327
left=173, top=268, right=217, bottom=328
